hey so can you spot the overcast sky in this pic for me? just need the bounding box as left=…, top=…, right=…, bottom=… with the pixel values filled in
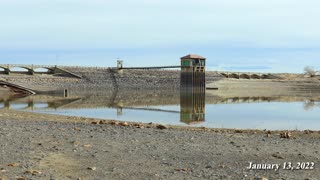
left=1, top=0, right=320, bottom=72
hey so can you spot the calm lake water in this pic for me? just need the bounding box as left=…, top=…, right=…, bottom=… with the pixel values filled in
left=2, top=92, right=320, bottom=130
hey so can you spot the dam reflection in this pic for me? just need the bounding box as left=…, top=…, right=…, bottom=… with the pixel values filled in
left=1, top=93, right=320, bottom=112
left=0, top=96, right=82, bottom=110
left=2, top=90, right=320, bottom=130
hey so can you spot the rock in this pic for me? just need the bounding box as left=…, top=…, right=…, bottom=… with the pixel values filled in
left=235, top=130, right=243, bottom=133
left=84, top=144, right=92, bottom=148
left=32, top=170, right=42, bottom=175
left=272, top=154, right=284, bottom=159
left=134, top=124, right=144, bottom=129
left=16, top=178, right=26, bottom=180
left=99, top=120, right=107, bottom=124
left=304, top=130, right=313, bottom=134
left=110, top=121, right=119, bottom=125
left=0, top=169, right=6, bottom=173
left=175, top=168, right=191, bottom=172
left=156, top=124, right=168, bottom=130
left=50, top=175, right=57, bottom=180
left=7, top=163, right=20, bottom=167
left=0, top=176, right=8, bottom=180
left=25, top=170, right=42, bottom=175
left=74, top=127, right=81, bottom=131
left=87, top=167, right=96, bottom=171
left=73, top=141, right=81, bottom=146
left=119, top=122, right=129, bottom=126
left=280, top=131, right=292, bottom=139
left=255, top=177, right=268, bottom=180
left=91, top=121, right=99, bottom=125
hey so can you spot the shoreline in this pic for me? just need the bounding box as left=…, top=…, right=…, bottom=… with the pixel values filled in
left=0, top=109, right=319, bottom=179
left=2, top=109, right=320, bottom=137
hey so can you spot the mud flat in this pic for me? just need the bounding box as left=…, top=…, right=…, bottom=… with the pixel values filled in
left=0, top=110, right=319, bottom=179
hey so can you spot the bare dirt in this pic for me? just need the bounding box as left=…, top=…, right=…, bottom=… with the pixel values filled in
left=0, top=110, right=319, bottom=180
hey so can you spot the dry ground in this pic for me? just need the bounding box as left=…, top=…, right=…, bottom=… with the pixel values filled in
left=0, top=110, right=319, bottom=179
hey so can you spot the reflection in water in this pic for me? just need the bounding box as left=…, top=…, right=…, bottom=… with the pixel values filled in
left=0, top=95, right=82, bottom=110
left=304, top=100, right=320, bottom=111
left=2, top=90, right=320, bottom=130
left=180, top=90, right=205, bottom=124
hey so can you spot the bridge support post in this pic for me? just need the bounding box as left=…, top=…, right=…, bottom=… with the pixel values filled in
left=117, top=60, right=123, bottom=69
left=28, top=101, right=34, bottom=109
left=5, top=69, right=10, bottom=75
left=117, top=60, right=124, bottom=74
left=28, top=69, right=34, bottom=75
left=4, top=101, right=10, bottom=109
left=5, top=65, right=10, bottom=75
left=29, top=65, right=34, bottom=75
left=52, top=65, right=68, bottom=75
left=64, top=89, right=68, bottom=98
left=117, top=107, right=123, bottom=116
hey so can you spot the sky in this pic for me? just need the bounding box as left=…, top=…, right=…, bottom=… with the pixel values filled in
left=1, top=0, right=320, bottom=72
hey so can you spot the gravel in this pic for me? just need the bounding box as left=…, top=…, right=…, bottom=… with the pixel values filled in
left=0, top=110, right=319, bottom=179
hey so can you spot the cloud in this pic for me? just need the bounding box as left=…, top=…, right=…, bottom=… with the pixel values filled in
left=1, top=0, right=320, bottom=72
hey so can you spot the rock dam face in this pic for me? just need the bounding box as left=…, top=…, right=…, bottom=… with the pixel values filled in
left=0, top=66, right=319, bottom=97
left=0, top=67, right=218, bottom=91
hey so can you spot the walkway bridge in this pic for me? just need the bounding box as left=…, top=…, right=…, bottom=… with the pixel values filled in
left=214, top=71, right=273, bottom=79
left=0, top=64, right=273, bottom=79
left=0, top=80, right=36, bottom=95
left=118, top=66, right=181, bottom=70
left=0, top=64, right=82, bottom=78
left=115, top=62, right=272, bottom=79
left=117, top=65, right=272, bottom=79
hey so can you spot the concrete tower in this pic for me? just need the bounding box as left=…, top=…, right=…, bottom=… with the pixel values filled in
left=180, top=54, right=206, bottom=124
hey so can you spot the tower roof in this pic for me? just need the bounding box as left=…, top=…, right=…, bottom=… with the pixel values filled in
left=181, top=54, right=206, bottom=60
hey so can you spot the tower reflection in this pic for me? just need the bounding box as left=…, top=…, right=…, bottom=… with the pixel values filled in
left=180, top=89, right=206, bottom=124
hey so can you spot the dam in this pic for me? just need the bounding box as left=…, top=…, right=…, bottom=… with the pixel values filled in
left=0, top=55, right=319, bottom=130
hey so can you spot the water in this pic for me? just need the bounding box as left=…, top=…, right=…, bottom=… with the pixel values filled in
left=2, top=92, right=320, bottom=130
